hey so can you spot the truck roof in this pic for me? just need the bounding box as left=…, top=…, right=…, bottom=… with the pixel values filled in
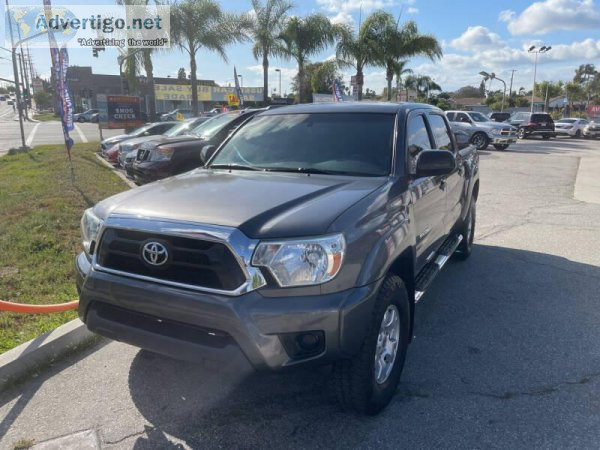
left=259, top=101, right=438, bottom=115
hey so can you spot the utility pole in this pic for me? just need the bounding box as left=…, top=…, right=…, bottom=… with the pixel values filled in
left=509, top=69, right=517, bottom=98
left=5, top=0, right=27, bottom=150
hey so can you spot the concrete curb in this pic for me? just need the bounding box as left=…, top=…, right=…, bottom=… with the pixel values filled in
left=574, top=156, right=600, bottom=205
left=0, top=319, right=96, bottom=391
left=95, top=153, right=137, bottom=189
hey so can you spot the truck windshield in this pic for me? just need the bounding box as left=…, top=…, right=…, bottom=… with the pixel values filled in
left=468, top=112, right=489, bottom=122
left=210, top=113, right=395, bottom=176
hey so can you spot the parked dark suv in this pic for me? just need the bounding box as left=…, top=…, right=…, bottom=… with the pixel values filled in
left=489, top=112, right=510, bottom=122
left=509, top=112, right=555, bottom=139
left=77, top=102, right=479, bottom=414
left=132, top=109, right=263, bottom=184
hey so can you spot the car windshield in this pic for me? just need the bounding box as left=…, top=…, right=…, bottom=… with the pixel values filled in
left=210, top=113, right=395, bottom=177
left=129, top=124, right=153, bottom=136
left=558, top=119, right=577, bottom=123
left=191, top=111, right=243, bottom=139
left=468, top=112, right=489, bottom=122
left=164, top=120, right=196, bottom=137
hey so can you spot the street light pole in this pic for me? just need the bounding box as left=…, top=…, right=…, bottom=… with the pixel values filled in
left=509, top=69, right=517, bottom=98
left=479, top=71, right=506, bottom=111
left=275, top=69, right=281, bottom=98
left=528, top=45, right=551, bottom=113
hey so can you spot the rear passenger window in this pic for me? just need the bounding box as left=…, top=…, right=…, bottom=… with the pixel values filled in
left=428, top=114, right=454, bottom=151
left=406, top=115, right=432, bottom=174
left=446, top=112, right=455, bottom=122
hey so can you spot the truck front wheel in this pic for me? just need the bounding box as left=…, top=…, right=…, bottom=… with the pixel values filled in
left=493, top=144, right=509, bottom=150
left=333, top=275, right=409, bottom=415
left=471, top=133, right=489, bottom=150
left=456, top=202, right=476, bottom=260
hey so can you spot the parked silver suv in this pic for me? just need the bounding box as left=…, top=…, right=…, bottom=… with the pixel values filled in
left=446, top=110, right=517, bottom=150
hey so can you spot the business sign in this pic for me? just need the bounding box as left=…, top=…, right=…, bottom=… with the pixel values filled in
left=587, top=105, right=600, bottom=116
left=227, top=93, right=240, bottom=106
left=154, top=84, right=264, bottom=102
left=101, top=95, right=142, bottom=129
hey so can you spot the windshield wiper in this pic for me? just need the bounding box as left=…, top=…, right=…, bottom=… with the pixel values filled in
left=209, top=163, right=261, bottom=171
left=263, top=167, right=338, bottom=175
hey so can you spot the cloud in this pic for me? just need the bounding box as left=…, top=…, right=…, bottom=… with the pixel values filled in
left=317, top=0, right=399, bottom=13
left=450, top=26, right=503, bottom=51
left=406, top=6, right=418, bottom=14
left=330, top=11, right=355, bottom=26
left=246, top=64, right=298, bottom=94
left=499, top=0, right=600, bottom=35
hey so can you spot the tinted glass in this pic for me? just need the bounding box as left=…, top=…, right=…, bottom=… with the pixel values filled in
left=446, top=112, right=456, bottom=121
left=456, top=113, right=470, bottom=123
left=428, top=114, right=454, bottom=151
left=558, top=119, right=576, bottom=123
left=406, top=114, right=432, bottom=174
left=211, top=113, right=395, bottom=176
left=532, top=114, right=552, bottom=122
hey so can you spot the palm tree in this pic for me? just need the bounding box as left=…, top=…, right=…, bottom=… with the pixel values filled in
left=335, top=16, right=379, bottom=101
left=170, top=0, right=251, bottom=115
left=393, top=60, right=412, bottom=102
left=403, top=74, right=418, bottom=101
left=279, top=14, right=338, bottom=103
left=117, top=0, right=158, bottom=120
left=416, top=75, right=441, bottom=98
left=249, top=0, right=293, bottom=103
left=366, top=12, right=441, bottom=101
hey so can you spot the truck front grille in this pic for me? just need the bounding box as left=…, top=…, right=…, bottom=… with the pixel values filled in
left=96, top=228, right=247, bottom=291
left=501, top=127, right=515, bottom=136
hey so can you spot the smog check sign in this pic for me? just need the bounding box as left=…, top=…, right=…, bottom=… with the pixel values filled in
left=104, top=95, right=142, bottom=129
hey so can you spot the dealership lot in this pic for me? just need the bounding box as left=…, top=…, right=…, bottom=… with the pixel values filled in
left=1, top=137, right=600, bottom=449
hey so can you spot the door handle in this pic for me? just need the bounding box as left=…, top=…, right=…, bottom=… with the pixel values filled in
left=440, top=179, right=447, bottom=191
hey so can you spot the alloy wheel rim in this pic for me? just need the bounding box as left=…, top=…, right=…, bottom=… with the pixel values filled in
left=374, top=305, right=400, bottom=385
left=473, top=135, right=485, bottom=148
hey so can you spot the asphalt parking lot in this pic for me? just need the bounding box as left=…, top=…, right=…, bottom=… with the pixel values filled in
left=1, top=137, right=600, bottom=449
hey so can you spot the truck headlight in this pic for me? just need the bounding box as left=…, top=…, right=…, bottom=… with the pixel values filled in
left=149, top=146, right=175, bottom=161
left=490, top=128, right=501, bottom=135
left=252, top=234, right=345, bottom=287
left=81, top=208, right=103, bottom=254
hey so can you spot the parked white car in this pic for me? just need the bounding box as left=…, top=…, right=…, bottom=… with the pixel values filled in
left=583, top=118, right=600, bottom=139
left=554, top=118, right=588, bottom=138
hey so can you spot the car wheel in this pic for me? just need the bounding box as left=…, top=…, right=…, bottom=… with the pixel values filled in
left=542, top=134, right=551, bottom=140
left=78, top=116, right=85, bottom=123
left=456, top=201, right=476, bottom=260
left=493, top=144, right=509, bottom=150
left=333, top=275, right=409, bottom=415
left=471, top=133, right=489, bottom=150
left=517, top=128, right=526, bottom=139
left=574, top=130, right=582, bottom=138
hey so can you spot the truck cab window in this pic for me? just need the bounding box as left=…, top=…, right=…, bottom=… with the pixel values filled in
left=407, top=114, right=433, bottom=174
left=428, top=114, right=454, bottom=152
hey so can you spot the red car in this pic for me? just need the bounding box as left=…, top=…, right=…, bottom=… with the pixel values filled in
left=104, top=145, right=120, bottom=165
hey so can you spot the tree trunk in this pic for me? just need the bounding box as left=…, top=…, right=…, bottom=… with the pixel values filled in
left=297, top=57, right=306, bottom=103
left=356, top=66, right=364, bottom=101
left=143, top=50, right=157, bottom=121
left=262, top=53, right=269, bottom=104
left=386, top=63, right=393, bottom=102
left=190, top=50, right=198, bottom=116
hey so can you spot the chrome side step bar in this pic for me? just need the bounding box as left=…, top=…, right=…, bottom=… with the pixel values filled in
left=414, top=234, right=463, bottom=303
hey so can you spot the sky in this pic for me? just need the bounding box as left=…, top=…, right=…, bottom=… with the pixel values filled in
left=2, top=0, right=600, bottom=96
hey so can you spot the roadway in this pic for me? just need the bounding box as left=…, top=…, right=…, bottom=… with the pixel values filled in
left=0, top=102, right=124, bottom=155
left=1, top=132, right=600, bottom=449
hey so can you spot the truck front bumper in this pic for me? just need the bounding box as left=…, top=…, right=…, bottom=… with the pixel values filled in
left=75, top=252, right=380, bottom=370
left=490, top=137, right=517, bottom=145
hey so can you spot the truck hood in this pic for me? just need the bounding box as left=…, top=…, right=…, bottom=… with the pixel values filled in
left=475, top=121, right=512, bottom=130
left=95, top=169, right=386, bottom=239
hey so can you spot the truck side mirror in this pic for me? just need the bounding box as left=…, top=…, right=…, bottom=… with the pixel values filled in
left=200, top=145, right=217, bottom=164
left=416, top=150, right=456, bottom=177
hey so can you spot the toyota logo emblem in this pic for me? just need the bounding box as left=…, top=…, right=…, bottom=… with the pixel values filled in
left=141, top=241, right=169, bottom=266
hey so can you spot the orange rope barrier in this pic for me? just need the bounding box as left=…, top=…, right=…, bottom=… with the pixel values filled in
left=0, top=300, right=79, bottom=313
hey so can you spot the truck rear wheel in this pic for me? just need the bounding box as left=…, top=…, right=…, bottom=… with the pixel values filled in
left=333, top=275, right=409, bottom=415
left=493, top=144, right=509, bottom=150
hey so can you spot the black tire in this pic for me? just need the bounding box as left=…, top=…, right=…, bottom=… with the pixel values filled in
left=517, top=127, right=526, bottom=139
left=471, top=133, right=489, bottom=150
left=456, top=201, right=476, bottom=260
left=333, top=275, right=410, bottom=415
left=542, top=134, right=551, bottom=140
left=574, top=130, right=582, bottom=138
left=78, top=116, right=85, bottom=123
left=493, top=144, right=509, bottom=150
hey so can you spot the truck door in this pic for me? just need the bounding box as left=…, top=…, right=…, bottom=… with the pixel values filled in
left=406, top=112, right=447, bottom=271
left=427, top=112, right=465, bottom=233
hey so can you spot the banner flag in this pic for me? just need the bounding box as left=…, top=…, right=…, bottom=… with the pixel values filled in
left=234, top=66, right=244, bottom=107
left=332, top=79, right=343, bottom=102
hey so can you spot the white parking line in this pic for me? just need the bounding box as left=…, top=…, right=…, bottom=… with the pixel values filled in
left=25, top=122, right=40, bottom=147
left=75, top=123, right=88, bottom=143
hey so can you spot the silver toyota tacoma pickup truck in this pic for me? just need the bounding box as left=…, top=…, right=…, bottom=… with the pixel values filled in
left=446, top=110, right=517, bottom=150
left=76, top=102, right=479, bottom=415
